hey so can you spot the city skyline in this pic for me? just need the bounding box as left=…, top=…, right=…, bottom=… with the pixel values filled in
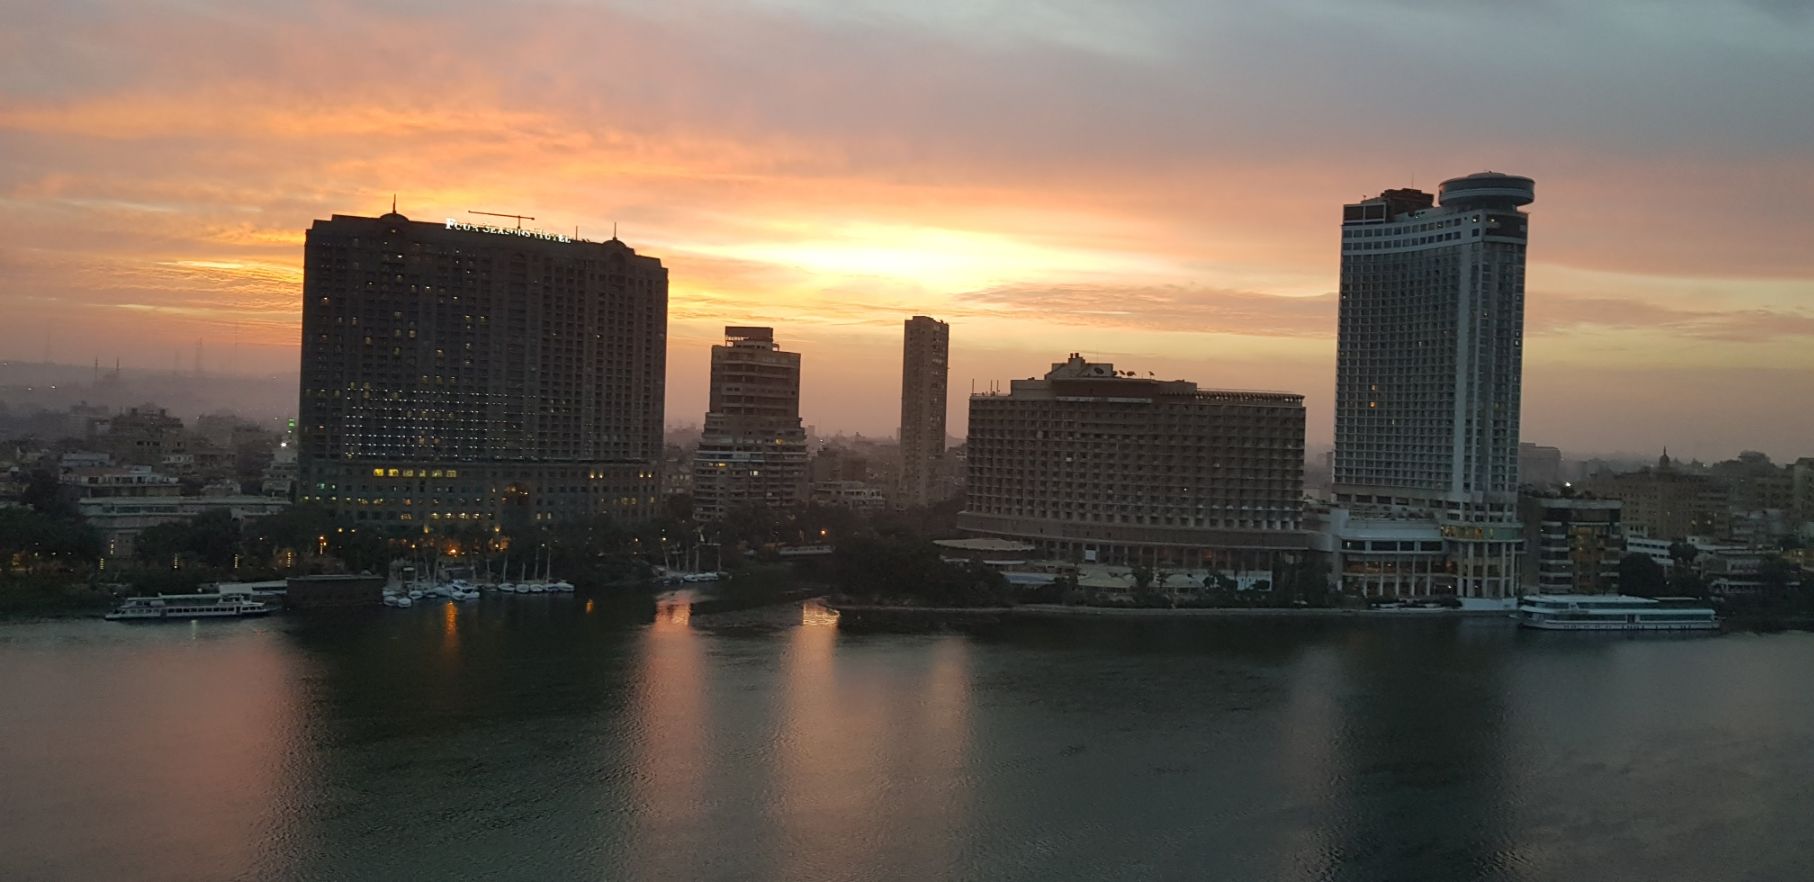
left=4, top=1, right=1813, bottom=459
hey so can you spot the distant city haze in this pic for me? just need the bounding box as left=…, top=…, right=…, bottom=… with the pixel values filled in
left=2, top=1, right=1811, bottom=459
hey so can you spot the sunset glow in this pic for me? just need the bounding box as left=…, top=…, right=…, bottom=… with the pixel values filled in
left=3, top=0, right=1811, bottom=456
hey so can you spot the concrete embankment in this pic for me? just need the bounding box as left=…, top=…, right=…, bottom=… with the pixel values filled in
left=824, top=602, right=1516, bottom=625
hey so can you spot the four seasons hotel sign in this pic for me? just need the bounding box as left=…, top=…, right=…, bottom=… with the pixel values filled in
left=444, top=218, right=573, bottom=244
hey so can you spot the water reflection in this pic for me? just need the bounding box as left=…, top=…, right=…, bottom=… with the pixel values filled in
left=654, top=593, right=693, bottom=629
left=440, top=599, right=460, bottom=657
left=772, top=613, right=976, bottom=881
left=0, top=621, right=308, bottom=882
left=7, top=610, right=1814, bottom=881
left=625, top=592, right=711, bottom=881
left=801, top=599, right=839, bottom=627
left=1316, top=622, right=1520, bottom=881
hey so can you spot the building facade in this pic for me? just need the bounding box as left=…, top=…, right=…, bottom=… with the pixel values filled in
left=297, top=211, right=667, bottom=529
left=1582, top=453, right=1730, bottom=541
left=1520, top=492, right=1624, bottom=594
left=81, top=495, right=291, bottom=562
left=92, top=407, right=186, bottom=467
left=958, top=355, right=1306, bottom=573
left=1332, top=172, right=1535, bottom=598
left=1518, top=443, right=1563, bottom=489
left=691, top=327, right=807, bottom=520
left=898, top=316, right=950, bottom=508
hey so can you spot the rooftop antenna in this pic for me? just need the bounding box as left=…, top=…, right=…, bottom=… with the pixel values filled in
left=612, top=221, right=619, bottom=241
left=468, top=210, right=535, bottom=229
left=391, top=194, right=397, bottom=213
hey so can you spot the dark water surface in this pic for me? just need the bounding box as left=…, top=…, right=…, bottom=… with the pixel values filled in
left=3, top=596, right=1812, bottom=882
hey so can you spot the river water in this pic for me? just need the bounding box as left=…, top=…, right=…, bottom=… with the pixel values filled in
left=2, top=595, right=1811, bottom=882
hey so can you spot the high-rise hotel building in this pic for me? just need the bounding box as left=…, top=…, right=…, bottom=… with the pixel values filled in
left=898, top=315, right=950, bottom=508
left=691, top=327, right=808, bottom=520
left=1331, top=172, right=1533, bottom=597
left=297, top=211, right=667, bottom=529
left=959, top=355, right=1306, bottom=571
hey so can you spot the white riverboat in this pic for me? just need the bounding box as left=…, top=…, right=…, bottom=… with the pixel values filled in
left=1516, top=594, right=1718, bottom=632
left=105, top=592, right=273, bottom=622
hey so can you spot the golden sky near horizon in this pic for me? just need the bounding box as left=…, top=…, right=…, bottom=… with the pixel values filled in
left=2, top=0, right=1813, bottom=457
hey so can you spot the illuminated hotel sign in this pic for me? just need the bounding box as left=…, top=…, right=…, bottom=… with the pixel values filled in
left=445, top=218, right=572, bottom=244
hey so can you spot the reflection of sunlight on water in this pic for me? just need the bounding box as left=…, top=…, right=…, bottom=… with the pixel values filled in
left=2, top=626, right=309, bottom=879
left=1271, top=648, right=1341, bottom=879
left=440, top=600, right=459, bottom=656
left=769, top=610, right=974, bottom=879
left=801, top=599, right=839, bottom=627
left=654, top=596, right=692, bottom=630
left=624, top=591, right=707, bottom=881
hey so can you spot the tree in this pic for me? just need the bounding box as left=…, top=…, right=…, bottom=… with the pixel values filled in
left=186, top=509, right=242, bottom=568
left=0, top=507, right=100, bottom=571
left=331, top=528, right=393, bottom=574
left=1668, top=540, right=1701, bottom=571
left=242, top=505, right=335, bottom=564
left=1277, top=554, right=1331, bottom=607
left=134, top=521, right=191, bottom=568
left=832, top=533, right=1010, bottom=607
left=1618, top=553, right=1669, bottom=598
left=1758, top=555, right=1801, bottom=600
left=129, top=509, right=242, bottom=569
left=20, top=468, right=76, bottom=520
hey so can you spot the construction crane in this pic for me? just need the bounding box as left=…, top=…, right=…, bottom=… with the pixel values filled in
left=467, top=210, right=535, bottom=229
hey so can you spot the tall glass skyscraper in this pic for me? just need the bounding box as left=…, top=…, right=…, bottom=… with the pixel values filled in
left=1332, top=172, right=1533, bottom=598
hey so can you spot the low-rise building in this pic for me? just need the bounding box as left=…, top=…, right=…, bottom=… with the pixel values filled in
left=60, top=466, right=182, bottom=499
left=959, top=354, right=1307, bottom=575
left=1520, top=492, right=1624, bottom=595
left=810, top=480, right=887, bottom=511
left=1309, top=507, right=1449, bottom=598
left=92, top=406, right=186, bottom=467
left=1701, top=548, right=1767, bottom=596
left=262, top=442, right=297, bottom=498
left=79, top=495, right=290, bottom=561
left=1519, top=443, right=1564, bottom=489
left=1582, top=452, right=1730, bottom=541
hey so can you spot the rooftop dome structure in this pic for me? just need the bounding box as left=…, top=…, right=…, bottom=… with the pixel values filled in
left=1438, top=172, right=1534, bottom=209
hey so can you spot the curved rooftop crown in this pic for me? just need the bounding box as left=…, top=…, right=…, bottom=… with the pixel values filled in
left=1438, top=172, right=1534, bottom=209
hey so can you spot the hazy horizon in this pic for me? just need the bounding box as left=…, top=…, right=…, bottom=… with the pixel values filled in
left=0, top=357, right=1796, bottom=466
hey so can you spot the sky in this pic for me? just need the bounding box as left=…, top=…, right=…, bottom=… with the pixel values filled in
left=2, top=0, right=1812, bottom=459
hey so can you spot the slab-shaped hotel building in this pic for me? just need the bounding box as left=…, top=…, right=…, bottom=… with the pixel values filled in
left=959, top=355, right=1307, bottom=571
left=297, top=211, right=666, bottom=529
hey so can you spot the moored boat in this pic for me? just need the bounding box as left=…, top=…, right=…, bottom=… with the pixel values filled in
left=1516, top=594, right=1718, bottom=631
left=106, top=592, right=272, bottom=622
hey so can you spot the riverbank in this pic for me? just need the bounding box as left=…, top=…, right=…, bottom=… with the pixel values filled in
left=1012, top=604, right=1514, bottom=619
left=825, top=600, right=1814, bottom=633
left=825, top=601, right=1515, bottom=624
left=0, top=577, right=116, bottom=618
